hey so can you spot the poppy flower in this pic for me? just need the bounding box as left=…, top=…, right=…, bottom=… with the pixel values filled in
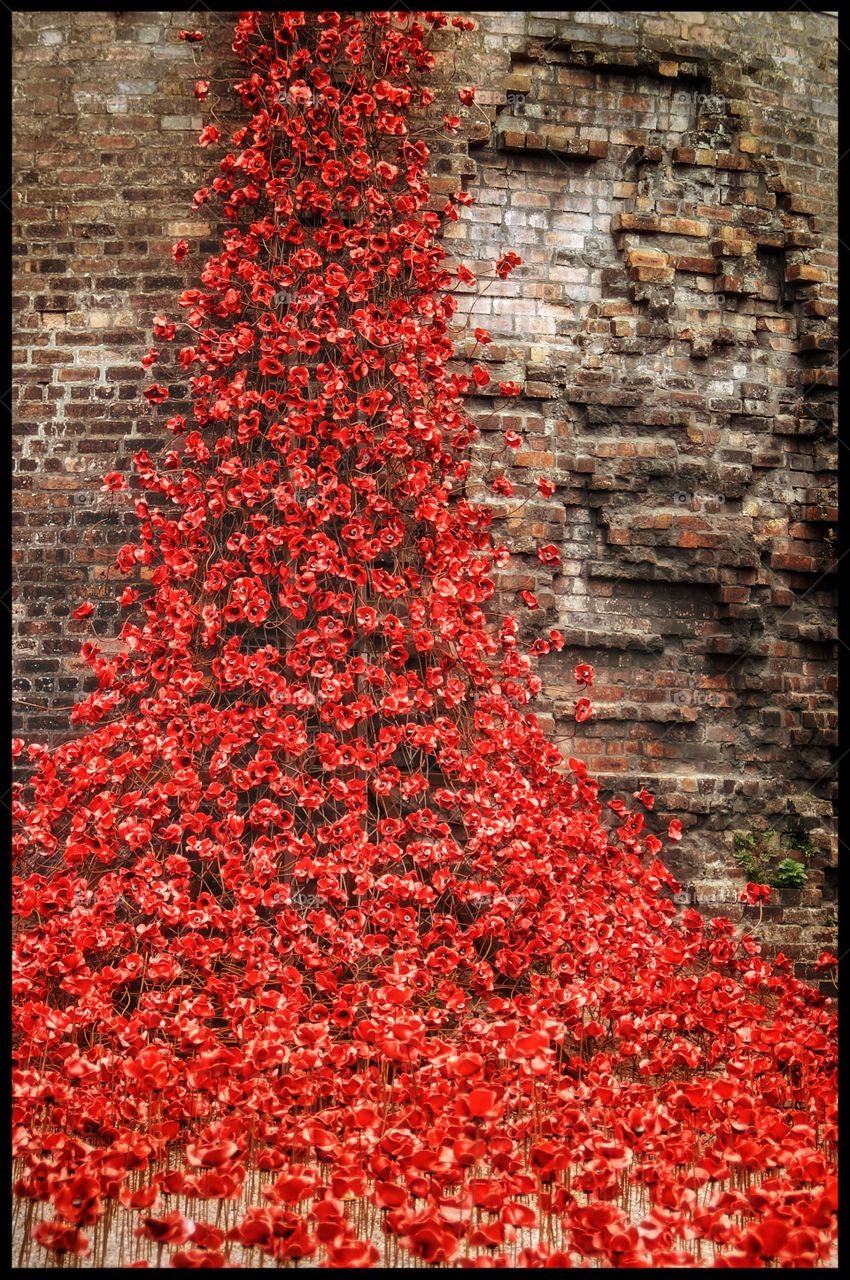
left=33, top=1221, right=90, bottom=1255
left=739, top=882, right=772, bottom=906
left=402, top=1223, right=458, bottom=1265
left=136, top=1213, right=191, bottom=1245
left=460, top=1087, right=503, bottom=1121
left=326, top=1239, right=380, bottom=1266
left=495, top=250, right=522, bottom=279
left=170, top=1250, right=226, bottom=1268
left=374, top=1180, right=409, bottom=1209
left=186, top=1140, right=239, bottom=1167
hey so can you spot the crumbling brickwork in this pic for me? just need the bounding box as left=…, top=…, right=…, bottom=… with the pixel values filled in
left=12, top=11, right=837, bottom=980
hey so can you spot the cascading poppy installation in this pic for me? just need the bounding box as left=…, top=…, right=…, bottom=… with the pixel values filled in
left=12, top=11, right=837, bottom=1269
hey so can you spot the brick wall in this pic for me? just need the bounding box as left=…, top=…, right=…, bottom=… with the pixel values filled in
left=12, top=11, right=838, bottom=980
left=13, top=8, right=241, bottom=723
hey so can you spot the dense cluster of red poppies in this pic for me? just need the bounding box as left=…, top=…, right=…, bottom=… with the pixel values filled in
left=12, top=11, right=836, bottom=1268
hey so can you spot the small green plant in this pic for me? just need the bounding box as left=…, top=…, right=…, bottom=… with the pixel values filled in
left=733, top=823, right=816, bottom=890
left=784, top=828, right=819, bottom=861
left=770, top=858, right=808, bottom=889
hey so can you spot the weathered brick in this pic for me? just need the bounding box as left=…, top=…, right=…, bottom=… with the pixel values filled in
left=785, top=262, right=828, bottom=284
